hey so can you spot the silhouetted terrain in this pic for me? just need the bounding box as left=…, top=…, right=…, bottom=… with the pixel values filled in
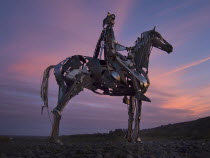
left=0, top=117, right=210, bottom=158
left=140, top=116, right=210, bottom=140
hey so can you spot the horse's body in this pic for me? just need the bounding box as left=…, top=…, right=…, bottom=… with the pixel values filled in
left=41, top=27, right=173, bottom=144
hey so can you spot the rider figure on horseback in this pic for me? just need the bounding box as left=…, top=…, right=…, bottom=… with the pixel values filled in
left=93, top=12, right=134, bottom=69
left=97, top=13, right=150, bottom=102
left=41, top=12, right=173, bottom=144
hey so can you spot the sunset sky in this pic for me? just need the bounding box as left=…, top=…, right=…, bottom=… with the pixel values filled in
left=0, top=0, right=210, bottom=136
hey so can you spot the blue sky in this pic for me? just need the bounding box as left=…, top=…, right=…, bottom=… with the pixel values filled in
left=0, top=0, right=210, bottom=136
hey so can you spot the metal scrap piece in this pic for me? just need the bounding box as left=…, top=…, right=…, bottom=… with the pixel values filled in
left=65, top=69, right=81, bottom=80
left=111, top=71, right=121, bottom=81
left=86, top=57, right=102, bottom=82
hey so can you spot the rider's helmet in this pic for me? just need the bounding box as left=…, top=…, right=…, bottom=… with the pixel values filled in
left=103, top=12, right=115, bottom=28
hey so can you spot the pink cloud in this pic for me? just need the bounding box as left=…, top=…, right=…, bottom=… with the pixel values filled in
left=147, top=55, right=210, bottom=118
left=159, top=85, right=210, bottom=115
left=155, top=56, right=210, bottom=79
left=4, top=0, right=134, bottom=82
left=113, top=0, right=135, bottom=37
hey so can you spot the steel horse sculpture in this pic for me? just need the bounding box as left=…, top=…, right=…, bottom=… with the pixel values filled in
left=41, top=13, right=173, bottom=144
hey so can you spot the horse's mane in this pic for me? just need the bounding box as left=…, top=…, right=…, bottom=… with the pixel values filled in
left=135, top=30, right=151, bottom=45
left=133, top=30, right=153, bottom=70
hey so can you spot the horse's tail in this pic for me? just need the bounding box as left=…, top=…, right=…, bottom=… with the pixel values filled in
left=40, top=65, right=55, bottom=114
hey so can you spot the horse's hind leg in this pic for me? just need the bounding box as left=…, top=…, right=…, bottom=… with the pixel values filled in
left=50, top=77, right=83, bottom=145
left=49, top=85, right=67, bottom=144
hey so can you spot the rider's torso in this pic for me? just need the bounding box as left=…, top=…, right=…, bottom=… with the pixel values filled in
left=104, top=25, right=116, bottom=61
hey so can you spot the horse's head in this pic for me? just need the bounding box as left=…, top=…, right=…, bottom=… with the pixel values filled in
left=133, top=27, right=173, bottom=71
left=135, top=27, right=173, bottom=54
left=150, top=27, right=173, bottom=53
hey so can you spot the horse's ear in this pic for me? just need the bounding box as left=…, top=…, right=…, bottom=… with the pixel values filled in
left=153, top=26, right=156, bottom=31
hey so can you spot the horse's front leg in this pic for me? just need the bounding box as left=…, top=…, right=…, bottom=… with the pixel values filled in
left=127, top=96, right=135, bottom=142
left=129, top=76, right=142, bottom=142
left=132, top=99, right=142, bottom=142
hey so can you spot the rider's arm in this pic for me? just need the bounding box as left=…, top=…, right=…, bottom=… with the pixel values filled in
left=114, top=41, right=127, bottom=51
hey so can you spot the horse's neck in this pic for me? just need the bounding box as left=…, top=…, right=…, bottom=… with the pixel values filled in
left=134, top=41, right=152, bottom=71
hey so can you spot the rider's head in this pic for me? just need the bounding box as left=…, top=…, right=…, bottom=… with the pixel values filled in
left=103, top=12, right=115, bottom=27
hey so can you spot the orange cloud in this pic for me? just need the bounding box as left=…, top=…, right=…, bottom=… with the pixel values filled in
left=149, top=70, right=210, bottom=116
left=160, top=85, right=210, bottom=115
left=7, top=52, right=64, bottom=81
left=147, top=54, right=210, bottom=118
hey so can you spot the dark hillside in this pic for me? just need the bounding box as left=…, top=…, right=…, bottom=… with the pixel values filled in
left=61, top=116, right=210, bottom=143
left=140, top=116, right=210, bottom=140
left=1, top=117, right=210, bottom=158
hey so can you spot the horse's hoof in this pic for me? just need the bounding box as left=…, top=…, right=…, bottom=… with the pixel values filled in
left=49, top=137, right=63, bottom=145
left=132, top=137, right=142, bottom=144
left=136, top=137, right=142, bottom=143
left=56, top=139, right=64, bottom=145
